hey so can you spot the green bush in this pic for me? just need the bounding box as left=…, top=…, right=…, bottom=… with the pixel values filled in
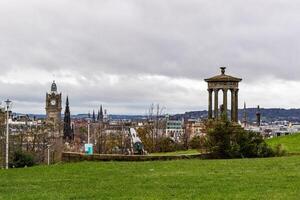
left=205, top=119, right=274, bottom=158
left=189, top=135, right=205, bottom=149
left=156, top=137, right=176, bottom=152
left=11, top=151, right=35, bottom=168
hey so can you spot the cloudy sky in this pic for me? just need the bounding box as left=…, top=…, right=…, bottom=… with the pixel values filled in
left=1, top=0, right=300, bottom=115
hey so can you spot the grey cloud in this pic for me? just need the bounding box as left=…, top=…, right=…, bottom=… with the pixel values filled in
left=1, top=1, right=300, bottom=79
left=0, top=74, right=205, bottom=114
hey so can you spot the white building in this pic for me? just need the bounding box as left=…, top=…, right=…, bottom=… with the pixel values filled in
left=165, top=119, right=184, bottom=141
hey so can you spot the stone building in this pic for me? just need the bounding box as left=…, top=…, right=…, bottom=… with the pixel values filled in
left=45, top=81, right=63, bottom=163
left=184, top=119, right=205, bottom=138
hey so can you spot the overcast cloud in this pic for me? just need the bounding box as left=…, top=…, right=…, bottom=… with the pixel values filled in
left=0, top=0, right=300, bottom=114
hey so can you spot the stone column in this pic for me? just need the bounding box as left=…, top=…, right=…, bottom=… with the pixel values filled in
left=208, top=89, right=213, bottom=119
left=223, top=89, right=228, bottom=118
left=235, top=89, right=239, bottom=123
left=231, top=89, right=236, bottom=122
left=214, top=89, right=219, bottom=119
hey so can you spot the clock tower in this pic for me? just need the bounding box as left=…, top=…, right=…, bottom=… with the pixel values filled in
left=46, top=81, right=62, bottom=125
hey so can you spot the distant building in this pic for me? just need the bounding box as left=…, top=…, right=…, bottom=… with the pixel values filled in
left=103, top=109, right=109, bottom=122
left=289, top=123, right=300, bottom=133
left=165, top=116, right=184, bottom=141
left=184, top=119, right=205, bottom=139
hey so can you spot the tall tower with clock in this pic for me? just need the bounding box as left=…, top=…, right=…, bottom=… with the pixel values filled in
left=46, top=81, right=62, bottom=125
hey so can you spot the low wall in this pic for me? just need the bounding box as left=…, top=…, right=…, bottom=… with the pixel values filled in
left=62, top=152, right=209, bottom=162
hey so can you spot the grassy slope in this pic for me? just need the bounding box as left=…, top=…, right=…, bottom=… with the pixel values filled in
left=267, top=133, right=300, bottom=153
left=1, top=157, right=300, bottom=199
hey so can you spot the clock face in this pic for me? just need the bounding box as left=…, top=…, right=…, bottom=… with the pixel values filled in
left=50, top=99, right=56, bottom=106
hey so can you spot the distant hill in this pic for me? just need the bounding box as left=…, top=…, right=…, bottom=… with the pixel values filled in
left=16, top=108, right=300, bottom=122
left=238, top=108, right=300, bottom=122
left=173, top=108, right=300, bottom=122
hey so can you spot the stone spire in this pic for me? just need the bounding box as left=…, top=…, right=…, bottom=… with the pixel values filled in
left=243, top=102, right=247, bottom=127
left=99, top=105, right=104, bottom=122
left=63, top=96, right=73, bottom=141
left=256, top=105, right=261, bottom=127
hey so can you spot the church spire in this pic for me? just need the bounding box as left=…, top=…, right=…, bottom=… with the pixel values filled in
left=99, top=105, right=104, bottom=122
left=66, top=96, right=69, bottom=110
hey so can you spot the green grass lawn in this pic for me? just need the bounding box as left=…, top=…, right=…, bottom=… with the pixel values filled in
left=267, top=133, right=300, bottom=153
left=150, top=149, right=200, bottom=156
left=2, top=156, right=300, bottom=199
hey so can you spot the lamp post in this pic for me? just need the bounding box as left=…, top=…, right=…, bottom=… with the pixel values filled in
left=87, top=119, right=90, bottom=144
left=5, top=99, right=12, bottom=169
left=47, top=144, right=51, bottom=165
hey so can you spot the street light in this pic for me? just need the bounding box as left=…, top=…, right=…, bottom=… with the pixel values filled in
left=87, top=118, right=90, bottom=144
left=47, top=144, right=51, bottom=165
left=5, top=99, right=12, bottom=169
left=84, top=117, right=93, bottom=155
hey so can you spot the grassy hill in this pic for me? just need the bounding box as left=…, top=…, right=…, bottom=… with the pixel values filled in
left=267, top=133, right=300, bottom=153
left=2, top=156, right=300, bottom=199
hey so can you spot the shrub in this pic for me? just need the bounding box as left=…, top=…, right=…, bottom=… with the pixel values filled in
left=273, top=144, right=287, bottom=157
left=11, top=151, right=35, bottom=168
left=189, top=136, right=205, bottom=149
left=175, top=142, right=185, bottom=151
left=157, top=137, right=176, bottom=152
left=204, top=119, right=274, bottom=158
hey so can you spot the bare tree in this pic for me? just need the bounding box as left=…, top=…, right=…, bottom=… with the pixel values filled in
left=141, top=103, right=166, bottom=153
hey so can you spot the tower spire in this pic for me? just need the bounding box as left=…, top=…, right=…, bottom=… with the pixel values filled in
left=99, top=105, right=104, bottom=122
left=63, top=96, right=73, bottom=141
left=256, top=105, right=261, bottom=127
left=66, top=96, right=69, bottom=106
left=243, top=102, right=247, bottom=127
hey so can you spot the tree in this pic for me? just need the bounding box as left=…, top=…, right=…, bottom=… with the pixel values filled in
left=156, top=137, right=176, bottom=152
left=204, top=119, right=274, bottom=158
left=11, top=151, right=35, bottom=168
left=144, top=103, right=166, bottom=152
left=137, top=127, right=153, bottom=153
left=189, top=135, right=205, bottom=150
